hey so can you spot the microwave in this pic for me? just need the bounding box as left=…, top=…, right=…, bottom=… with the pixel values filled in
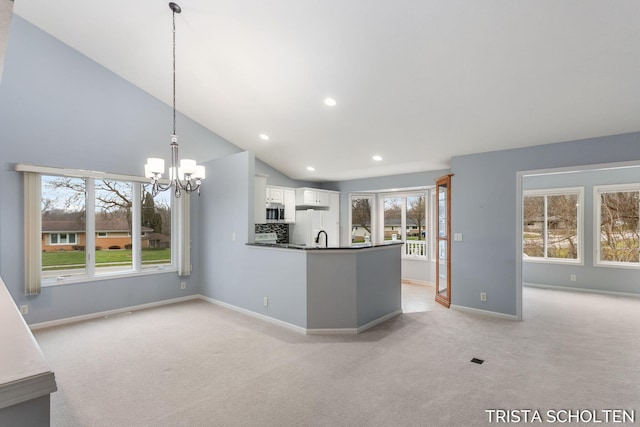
left=266, top=203, right=285, bottom=223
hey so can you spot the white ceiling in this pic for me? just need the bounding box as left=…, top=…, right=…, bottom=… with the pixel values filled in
left=13, top=1, right=640, bottom=182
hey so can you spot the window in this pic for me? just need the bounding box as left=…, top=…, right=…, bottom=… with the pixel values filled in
left=95, top=179, right=134, bottom=273
left=383, top=197, right=402, bottom=242
left=381, top=192, right=428, bottom=258
left=48, top=233, right=77, bottom=245
left=523, top=187, right=583, bottom=263
left=38, top=172, right=175, bottom=284
left=596, top=184, right=639, bottom=267
left=141, top=184, right=172, bottom=269
left=350, top=194, right=374, bottom=245
left=42, top=175, right=87, bottom=278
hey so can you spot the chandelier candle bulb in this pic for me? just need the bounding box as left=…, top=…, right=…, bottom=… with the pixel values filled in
left=147, top=158, right=165, bottom=175
left=180, top=159, right=197, bottom=175
left=194, top=165, right=206, bottom=180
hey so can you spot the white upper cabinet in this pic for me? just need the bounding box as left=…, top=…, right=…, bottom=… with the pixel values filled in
left=296, top=188, right=331, bottom=207
left=283, top=189, right=296, bottom=223
left=266, top=186, right=284, bottom=204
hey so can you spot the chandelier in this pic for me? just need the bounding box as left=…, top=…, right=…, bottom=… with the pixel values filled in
left=145, top=2, right=205, bottom=197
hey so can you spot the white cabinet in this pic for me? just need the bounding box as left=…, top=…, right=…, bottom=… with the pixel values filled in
left=265, top=185, right=295, bottom=223
left=255, top=175, right=267, bottom=224
left=283, top=189, right=296, bottom=223
left=266, top=186, right=284, bottom=204
left=326, top=192, right=340, bottom=247
left=296, top=188, right=330, bottom=207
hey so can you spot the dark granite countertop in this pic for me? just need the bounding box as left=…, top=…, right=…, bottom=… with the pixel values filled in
left=246, top=242, right=404, bottom=250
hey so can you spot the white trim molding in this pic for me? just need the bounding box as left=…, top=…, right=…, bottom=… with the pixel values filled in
left=29, top=295, right=200, bottom=330
left=199, top=296, right=308, bottom=334
left=450, top=304, right=518, bottom=321
left=524, top=282, right=640, bottom=299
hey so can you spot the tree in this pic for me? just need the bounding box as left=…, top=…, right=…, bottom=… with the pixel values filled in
left=352, top=198, right=372, bottom=234
left=46, top=177, right=133, bottom=226
left=141, top=192, right=163, bottom=234
left=406, top=196, right=426, bottom=240
left=600, top=191, right=639, bottom=262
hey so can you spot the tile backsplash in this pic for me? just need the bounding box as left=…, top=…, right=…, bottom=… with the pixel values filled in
left=255, top=223, right=289, bottom=243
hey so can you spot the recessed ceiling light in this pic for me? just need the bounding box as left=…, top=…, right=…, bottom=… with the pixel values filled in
left=306, top=166, right=316, bottom=172
left=324, top=97, right=337, bottom=107
left=372, top=155, right=383, bottom=161
left=259, top=134, right=270, bottom=141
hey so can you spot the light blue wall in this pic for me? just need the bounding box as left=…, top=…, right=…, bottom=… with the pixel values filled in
left=198, top=152, right=308, bottom=327
left=451, top=133, right=640, bottom=317
left=0, top=17, right=240, bottom=323
left=255, top=158, right=316, bottom=189
left=523, top=165, right=640, bottom=294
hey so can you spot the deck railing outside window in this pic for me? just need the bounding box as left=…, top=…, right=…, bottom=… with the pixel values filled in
left=405, top=240, right=426, bottom=257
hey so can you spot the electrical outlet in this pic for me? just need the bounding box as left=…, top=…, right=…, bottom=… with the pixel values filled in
left=180, top=281, right=186, bottom=289
left=20, top=305, right=28, bottom=315
left=570, top=274, right=576, bottom=282
left=232, top=232, right=236, bottom=241
left=480, top=292, right=487, bottom=302
left=263, top=297, right=268, bottom=307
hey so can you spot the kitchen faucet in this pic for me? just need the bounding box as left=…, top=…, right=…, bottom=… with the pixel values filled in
left=315, top=230, right=328, bottom=248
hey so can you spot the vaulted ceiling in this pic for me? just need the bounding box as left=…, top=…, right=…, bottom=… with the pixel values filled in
left=14, top=1, right=640, bottom=181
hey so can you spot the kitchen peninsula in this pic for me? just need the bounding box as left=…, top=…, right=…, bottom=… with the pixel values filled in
left=246, top=242, right=402, bottom=334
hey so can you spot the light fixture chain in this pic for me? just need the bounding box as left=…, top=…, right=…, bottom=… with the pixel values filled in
left=172, top=7, right=177, bottom=136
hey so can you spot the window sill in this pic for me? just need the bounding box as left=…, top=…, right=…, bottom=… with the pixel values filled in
left=42, top=267, right=178, bottom=287
left=522, top=257, right=583, bottom=266
left=594, top=261, right=640, bottom=270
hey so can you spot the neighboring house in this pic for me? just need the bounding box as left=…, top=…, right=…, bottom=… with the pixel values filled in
left=383, top=218, right=425, bottom=239
left=42, top=219, right=152, bottom=251
left=524, top=215, right=569, bottom=232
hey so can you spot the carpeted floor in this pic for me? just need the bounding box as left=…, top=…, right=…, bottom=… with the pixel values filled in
left=33, top=287, right=640, bottom=426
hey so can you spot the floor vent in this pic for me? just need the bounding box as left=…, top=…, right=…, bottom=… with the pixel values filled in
left=470, top=358, right=484, bottom=364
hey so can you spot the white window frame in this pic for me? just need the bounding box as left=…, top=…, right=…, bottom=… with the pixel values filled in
left=594, top=183, right=640, bottom=269
left=18, top=164, right=179, bottom=289
left=349, top=193, right=376, bottom=247
left=378, top=190, right=430, bottom=260
left=522, top=187, right=584, bottom=265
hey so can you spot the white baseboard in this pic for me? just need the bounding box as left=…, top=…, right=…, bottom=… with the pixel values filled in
left=524, top=282, right=640, bottom=299
left=29, top=295, right=200, bottom=331
left=450, top=304, right=518, bottom=320
left=401, top=279, right=434, bottom=287
left=357, top=309, right=402, bottom=333
left=29, top=293, right=403, bottom=336
left=198, top=295, right=308, bottom=335
left=200, top=296, right=401, bottom=335
left=306, top=328, right=358, bottom=335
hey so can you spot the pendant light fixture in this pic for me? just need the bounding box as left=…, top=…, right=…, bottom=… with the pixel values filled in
left=145, top=2, right=205, bottom=197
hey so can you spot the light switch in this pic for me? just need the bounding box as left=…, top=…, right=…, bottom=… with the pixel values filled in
left=454, top=233, right=463, bottom=242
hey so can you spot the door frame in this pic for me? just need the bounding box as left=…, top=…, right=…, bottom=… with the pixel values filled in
left=435, top=174, right=453, bottom=308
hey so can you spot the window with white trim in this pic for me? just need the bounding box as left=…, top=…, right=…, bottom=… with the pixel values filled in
left=37, top=172, right=175, bottom=284
left=523, top=187, right=583, bottom=263
left=381, top=191, right=429, bottom=258
left=350, top=194, right=374, bottom=246
left=595, top=184, right=639, bottom=267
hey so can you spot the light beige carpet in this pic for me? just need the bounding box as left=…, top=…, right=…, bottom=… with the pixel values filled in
left=34, top=287, right=640, bottom=426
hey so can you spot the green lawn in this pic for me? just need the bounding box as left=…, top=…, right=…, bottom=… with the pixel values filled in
left=42, top=249, right=171, bottom=270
